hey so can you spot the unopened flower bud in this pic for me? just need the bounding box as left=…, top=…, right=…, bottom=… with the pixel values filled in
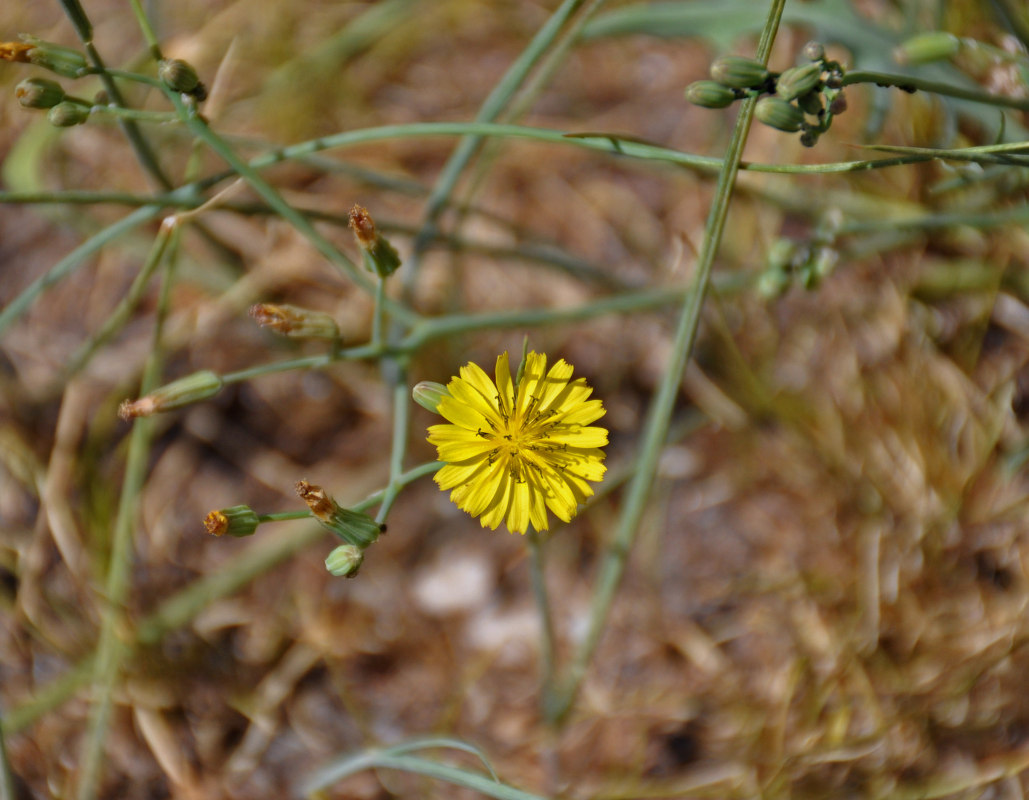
left=755, top=97, right=806, bottom=132
left=413, top=381, right=450, bottom=413
left=348, top=205, right=401, bottom=278
left=776, top=63, right=823, bottom=101
left=799, top=129, right=820, bottom=148
left=204, top=505, right=260, bottom=537
left=118, top=370, right=223, bottom=419
left=796, top=90, right=824, bottom=116
left=47, top=101, right=89, bottom=127
left=20, top=36, right=88, bottom=79
left=158, top=58, right=200, bottom=93
left=325, top=543, right=364, bottom=577
left=802, top=41, right=825, bottom=62
left=684, top=80, right=738, bottom=109
left=710, top=55, right=769, bottom=89
left=894, top=31, right=961, bottom=65
left=828, top=92, right=848, bottom=115
left=16, top=77, right=65, bottom=109
left=249, top=303, right=341, bottom=340
left=296, top=480, right=384, bottom=548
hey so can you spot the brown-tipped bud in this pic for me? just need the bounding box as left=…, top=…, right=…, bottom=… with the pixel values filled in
left=828, top=92, right=848, bottom=115
left=16, top=77, right=65, bottom=109
left=20, top=36, right=88, bottom=79
left=413, top=381, right=449, bottom=413
left=348, top=205, right=377, bottom=248
left=325, top=543, right=364, bottom=578
left=249, top=303, right=341, bottom=340
left=47, top=101, right=89, bottom=127
left=158, top=58, right=200, bottom=94
left=118, top=370, right=223, bottom=419
left=204, top=505, right=260, bottom=537
left=349, top=205, right=401, bottom=278
left=893, top=31, right=961, bottom=66
left=0, top=41, right=34, bottom=64
left=755, top=96, right=806, bottom=132
left=684, top=80, right=738, bottom=109
left=296, top=480, right=384, bottom=548
left=776, top=63, right=823, bottom=101
left=710, top=55, right=769, bottom=89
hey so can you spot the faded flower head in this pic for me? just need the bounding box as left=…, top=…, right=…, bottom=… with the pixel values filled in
left=427, top=351, right=607, bottom=534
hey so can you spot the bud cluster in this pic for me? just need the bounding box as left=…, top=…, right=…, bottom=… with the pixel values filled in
left=296, top=480, right=386, bottom=578
left=757, top=209, right=843, bottom=297
left=685, top=42, right=848, bottom=147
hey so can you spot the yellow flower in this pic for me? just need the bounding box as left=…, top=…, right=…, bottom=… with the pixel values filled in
left=428, top=351, right=607, bottom=534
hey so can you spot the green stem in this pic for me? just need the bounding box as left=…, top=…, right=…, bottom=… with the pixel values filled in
left=375, top=375, right=412, bottom=524
left=90, top=105, right=180, bottom=124
left=77, top=227, right=180, bottom=800
left=59, top=221, right=174, bottom=383
left=842, top=68, right=1029, bottom=111
left=526, top=529, right=557, bottom=709
left=162, top=91, right=418, bottom=326
left=405, top=0, right=600, bottom=287
left=372, top=277, right=387, bottom=347
left=0, top=205, right=163, bottom=338
left=0, top=711, right=14, bottom=800
left=545, top=0, right=788, bottom=727
left=127, top=0, right=164, bottom=61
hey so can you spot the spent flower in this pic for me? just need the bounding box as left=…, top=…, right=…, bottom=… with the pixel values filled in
left=427, top=351, right=607, bottom=534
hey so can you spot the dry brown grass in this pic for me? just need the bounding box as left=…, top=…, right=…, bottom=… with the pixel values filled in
left=3, top=1, right=1029, bottom=798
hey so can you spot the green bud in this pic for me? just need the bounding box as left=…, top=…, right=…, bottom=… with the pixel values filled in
left=21, top=35, right=88, bottom=79
left=204, top=505, right=260, bottom=538
left=796, top=90, right=823, bottom=116
left=118, top=370, right=223, bottom=419
left=296, top=480, right=384, bottom=548
left=249, top=303, right=341, bottom=340
left=16, top=77, right=65, bottom=109
left=776, top=63, right=823, bottom=101
left=47, top=101, right=89, bottom=127
left=363, top=237, right=402, bottom=279
left=893, top=31, right=961, bottom=65
left=710, top=55, right=769, bottom=89
left=413, top=381, right=450, bottom=413
left=756, top=265, right=791, bottom=299
left=799, top=129, right=820, bottom=148
left=158, top=58, right=200, bottom=93
left=684, top=80, right=738, bottom=109
left=755, top=97, right=806, bottom=132
left=325, top=544, right=364, bottom=578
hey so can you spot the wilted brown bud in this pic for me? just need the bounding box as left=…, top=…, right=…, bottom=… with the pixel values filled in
left=249, top=303, right=341, bottom=340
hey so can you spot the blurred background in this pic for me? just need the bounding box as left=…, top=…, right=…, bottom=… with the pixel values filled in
left=3, top=0, right=1029, bottom=797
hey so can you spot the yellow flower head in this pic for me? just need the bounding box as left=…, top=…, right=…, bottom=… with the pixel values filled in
left=428, top=351, right=607, bottom=534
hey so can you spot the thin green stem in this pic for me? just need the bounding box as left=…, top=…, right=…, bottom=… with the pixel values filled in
left=526, top=529, right=557, bottom=708
left=545, top=0, right=788, bottom=727
left=375, top=375, right=412, bottom=524
left=372, top=277, right=387, bottom=348
left=59, top=221, right=173, bottom=383
left=63, top=14, right=173, bottom=190
left=0, top=205, right=163, bottom=338
left=843, top=68, right=1029, bottom=111
left=405, top=0, right=599, bottom=288
left=256, top=510, right=312, bottom=524
left=127, top=0, right=164, bottom=61
left=89, top=105, right=180, bottom=124
left=0, top=711, right=15, bottom=800
left=161, top=90, right=418, bottom=326
left=136, top=461, right=438, bottom=645
left=77, top=227, right=180, bottom=800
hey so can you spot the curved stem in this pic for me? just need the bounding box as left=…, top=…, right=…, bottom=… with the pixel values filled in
left=544, top=0, right=789, bottom=727
left=843, top=68, right=1029, bottom=111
